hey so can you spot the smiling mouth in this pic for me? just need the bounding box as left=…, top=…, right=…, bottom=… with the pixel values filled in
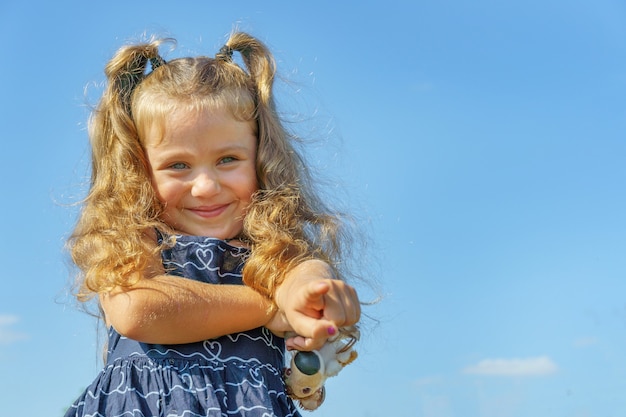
left=188, top=204, right=229, bottom=218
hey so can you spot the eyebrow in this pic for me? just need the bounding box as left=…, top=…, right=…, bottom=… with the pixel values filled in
left=147, top=141, right=256, bottom=160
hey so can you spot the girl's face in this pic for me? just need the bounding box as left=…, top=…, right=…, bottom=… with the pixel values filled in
left=143, top=107, right=258, bottom=239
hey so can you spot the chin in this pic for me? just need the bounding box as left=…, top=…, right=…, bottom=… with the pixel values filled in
left=197, top=227, right=242, bottom=240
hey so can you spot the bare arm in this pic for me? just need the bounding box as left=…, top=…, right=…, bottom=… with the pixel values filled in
left=101, top=277, right=274, bottom=344
left=100, top=250, right=274, bottom=344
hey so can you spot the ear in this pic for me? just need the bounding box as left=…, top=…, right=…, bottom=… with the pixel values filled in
left=297, top=386, right=325, bottom=411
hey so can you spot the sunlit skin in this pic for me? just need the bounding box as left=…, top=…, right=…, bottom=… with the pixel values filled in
left=143, top=107, right=258, bottom=239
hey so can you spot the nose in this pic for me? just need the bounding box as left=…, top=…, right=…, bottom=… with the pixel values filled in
left=191, top=170, right=221, bottom=197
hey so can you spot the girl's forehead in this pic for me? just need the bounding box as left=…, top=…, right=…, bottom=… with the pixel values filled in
left=142, top=105, right=256, bottom=148
left=133, top=80, right=256, bottom=137
left=138, top=99, right=254, bottom=144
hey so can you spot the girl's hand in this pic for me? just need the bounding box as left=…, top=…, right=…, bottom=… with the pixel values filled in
left=274, top=259, right=360, bottom=351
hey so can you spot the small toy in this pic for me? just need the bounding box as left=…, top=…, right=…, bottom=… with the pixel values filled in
left=284, top=326, right=359, bottom=410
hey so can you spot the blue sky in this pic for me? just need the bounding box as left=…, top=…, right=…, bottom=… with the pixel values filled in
left=1, top=0, right=626, bottom=415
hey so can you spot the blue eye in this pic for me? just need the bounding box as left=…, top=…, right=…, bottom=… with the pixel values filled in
left=169, top=162, right=188, bottom=170
left=219, top=156, right=237, bottom=164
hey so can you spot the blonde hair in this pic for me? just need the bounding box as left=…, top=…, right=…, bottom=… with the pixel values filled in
left=69, top=32, right=354, bottom=302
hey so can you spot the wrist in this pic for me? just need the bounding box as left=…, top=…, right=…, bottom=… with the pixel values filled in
left=259, top=291, right=278, bottom=318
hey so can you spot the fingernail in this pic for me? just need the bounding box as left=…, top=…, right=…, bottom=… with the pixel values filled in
left=327, top=326, right=336, bottom=336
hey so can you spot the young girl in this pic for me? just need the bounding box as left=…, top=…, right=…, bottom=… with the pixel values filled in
left=64, top=31, right=361, bottom=417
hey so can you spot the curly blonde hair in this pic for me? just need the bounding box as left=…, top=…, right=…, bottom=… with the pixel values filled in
left=68, top=32, right=354, bottom=303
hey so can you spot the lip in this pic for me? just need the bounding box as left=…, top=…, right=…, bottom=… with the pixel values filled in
left=187, top=204, right=230, bottom=218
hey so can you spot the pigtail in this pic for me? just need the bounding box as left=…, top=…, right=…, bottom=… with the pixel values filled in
left=224, top=33, right=276, bottom=106
left=94, top=40, right=168, bottom=181
left=70, top=40, right=171, bottom=299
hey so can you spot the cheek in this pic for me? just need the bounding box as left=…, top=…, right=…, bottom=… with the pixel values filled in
left=151, top=176, right=181, bottom=206
left=234, top=167, right=259, bottom=201
left=243, top=180, right=258, bottom=201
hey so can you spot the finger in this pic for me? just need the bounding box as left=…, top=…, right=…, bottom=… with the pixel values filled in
left=321, top=282, right=361, bottom=327
left=288, top=311, right=335, bottom=338
left=284, top=313, right=337, bottom=349
left=342, top=285, right=361, bottom=324
left=285, top=333, right=328, bottom=351
left=302, top=280, right=331, bottom=311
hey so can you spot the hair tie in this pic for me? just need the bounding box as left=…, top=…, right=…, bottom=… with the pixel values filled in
left=215, top=45, right=233, bottom=62
left=150, top=55, right=166, bottom=70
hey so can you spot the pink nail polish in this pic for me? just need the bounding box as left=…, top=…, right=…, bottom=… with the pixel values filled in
left=327, top=326, right=336, bottom=336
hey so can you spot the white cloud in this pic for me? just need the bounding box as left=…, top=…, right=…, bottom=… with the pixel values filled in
left=463, top=356, right=558, bottom=377
left=0, top=315, right=18, bottom=325
left=0, top=314, right=28, bottom=345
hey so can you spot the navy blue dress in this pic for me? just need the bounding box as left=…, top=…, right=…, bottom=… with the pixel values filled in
left=65, top=235, right=302, bottom=417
